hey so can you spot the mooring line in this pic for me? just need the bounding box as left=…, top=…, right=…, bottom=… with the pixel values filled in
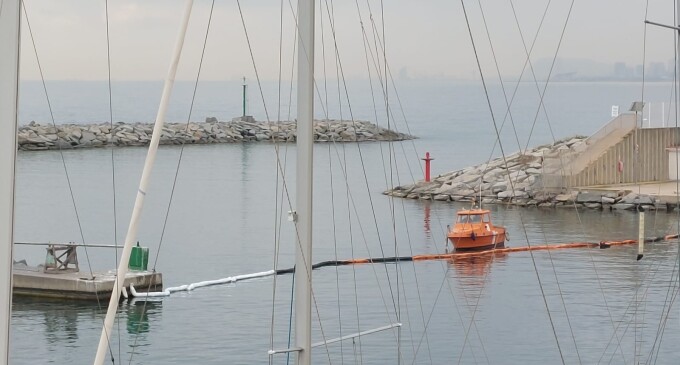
left=129, top=234, right=678, bottom=299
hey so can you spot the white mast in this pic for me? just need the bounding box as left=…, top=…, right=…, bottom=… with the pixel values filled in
left=294, top=0, right=315, bottom=363
left=668, top=0, right=680, bottom=286
left=0, top=0, right=21, bottom=363
left=93, top=1, right=194, bottom=364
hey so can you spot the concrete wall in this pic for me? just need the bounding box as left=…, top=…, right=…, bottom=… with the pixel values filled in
left=568, top=127, right=680, bottom=187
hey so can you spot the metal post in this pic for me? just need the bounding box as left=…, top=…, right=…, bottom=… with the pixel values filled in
left=421, top=152, right=434, bottom=182
left=242, top=77, right=247, bottom=117
left=294, top=0, right=314, bottom=363
left=93, top=1, right=194, bottom=364
left=676, top=0, right=680, bottom=294
left=637, top=212, right=645, bottom=261
left=0, top=1, right=20, bottom=363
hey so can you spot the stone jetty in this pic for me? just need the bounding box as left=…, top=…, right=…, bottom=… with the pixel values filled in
left=17, top=117, right=414, bottom=151
left=385, top=136, right=673, bottom=211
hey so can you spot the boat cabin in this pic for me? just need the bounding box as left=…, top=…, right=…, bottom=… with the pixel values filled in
left=455, top=210, right=491, bottom=225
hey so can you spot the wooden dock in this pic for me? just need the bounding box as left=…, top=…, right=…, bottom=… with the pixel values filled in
left=12, top=263, right=162, bottom=301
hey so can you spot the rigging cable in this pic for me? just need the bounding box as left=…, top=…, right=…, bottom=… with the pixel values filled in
left=127, top=0, right=217, bottom=363
left=362, top=14, right=489, bottom=365
left=505, top=1, right=584, bottom=361
left=319, top=1, right=346, bottom=362
left=504, top=7, right=585, bottom=360
left=634, top=2, right=650, bottom=362
left=519, top=0, right=573, bottom=154
left=319, top=0, right=403, bottom=351
left=270, top=0, right=300, bottom=363
left=20, top=0, right=110, bottom=357
left=236, top=0, right=336, bottom=361
left=21, top=1, right=99, bottom=295
left=650, top=3, right=680, bottom=358
left=356, top=3, right=481, bottom=359
left=474, top=0, right=523, bottom=159
left=457, top=0, right=566, bottom=363
left=102, top=0, right=122, bottom=363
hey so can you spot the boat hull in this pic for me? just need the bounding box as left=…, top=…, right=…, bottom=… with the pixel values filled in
left=448, top=231, right=506, bottom=252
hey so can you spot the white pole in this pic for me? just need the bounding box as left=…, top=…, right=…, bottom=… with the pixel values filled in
left=662, top=102, right=665, bottom=127
left=648, top=102, right=652, bottom=128
left=0, top=1, right=21, bottom=363
left=295, top=0, right=314, bottom=362
left=637, top=212, right=645, bottom=261
left=676, top=0, right=680, bottom=296
left=93, top=1, right=194, bottom=364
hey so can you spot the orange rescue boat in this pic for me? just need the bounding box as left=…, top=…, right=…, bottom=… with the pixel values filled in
left=447, top=209, right=507, bottom=251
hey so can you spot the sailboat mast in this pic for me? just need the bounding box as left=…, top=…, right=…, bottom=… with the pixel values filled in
left=294, top=0, right=315, bottom=363
left=0, top=0, right=21, bottom=363
left=676, top=0, right=680, bottom=283
left=93, top=1, right=194, bottom=364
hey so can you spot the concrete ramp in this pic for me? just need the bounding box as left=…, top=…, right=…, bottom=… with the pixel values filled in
left=543, top=120, right=680, bottom=188
left=566, top=113, right=637, bottom=173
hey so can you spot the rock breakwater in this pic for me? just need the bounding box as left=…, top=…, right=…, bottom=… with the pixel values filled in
left=385, top=136, right=675, bottom=211
left=17, top=118, right=414, bottom=151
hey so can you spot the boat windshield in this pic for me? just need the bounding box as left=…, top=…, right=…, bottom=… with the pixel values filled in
left=457, top=214, right=482, bottom=223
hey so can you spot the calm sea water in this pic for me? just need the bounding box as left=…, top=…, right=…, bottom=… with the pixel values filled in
left=10, top=81, right=680, bottom=364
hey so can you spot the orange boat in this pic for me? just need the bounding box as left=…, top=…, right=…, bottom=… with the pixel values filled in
left=447, top=209, right=507, bottom=251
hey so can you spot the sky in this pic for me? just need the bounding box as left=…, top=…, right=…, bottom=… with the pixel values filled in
left=10, top=0, right=680, bottom=81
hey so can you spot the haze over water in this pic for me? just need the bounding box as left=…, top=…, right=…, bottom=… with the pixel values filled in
left=11, top=80, right=680, bottom=363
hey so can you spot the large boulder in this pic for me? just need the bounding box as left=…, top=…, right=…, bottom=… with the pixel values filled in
left=619, top=193, right=654, bottom=205
left=576, top=192, right=603, bottom=203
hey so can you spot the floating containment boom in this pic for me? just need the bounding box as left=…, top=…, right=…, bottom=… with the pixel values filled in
left=128, top=234, right=678, bottom=299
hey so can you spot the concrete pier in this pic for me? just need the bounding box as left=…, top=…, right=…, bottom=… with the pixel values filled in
left=12, top=263, right=162, bottom=301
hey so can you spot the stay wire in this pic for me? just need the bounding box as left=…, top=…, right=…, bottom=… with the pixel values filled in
left=300, top=18, right=406, bottom=361
left=21, top=0, right=98, bottom=293
left=652, top=288, right=679, bottom=364
left=330, top=0, right=365, bottom=359
left=646, top=245, right=680, bottom=364
left=520, top=0, right=575, bottom=153
left=508, top=0, right=559, bottom=151
left=319, top=1, right=345, bottom=361
left=483, top=0, right=551, bottom=165
left=128, top=1, right=215, bottom=364
left=458, top=0, right=565, bottom=363
left=462, top=1, right=547, bottom=359
left=354, top=1, right=390, bottom=190
left=358, top=8, right=488, bottom=359
left=633, top=1, right=651, bottom=361
left=269, top=0, right=286, bottom=361
left=377, top=1, right=404, bottom=362
left=21, top=1, right=110, bottom=357
left=236, top=1, right=335, bottom=361
left=474, top=0, right=522, bottom=156
left=650, top=271, right=679, bottom=364
left=326, top=1, right=396, bottom=356
left=352, top=4, right=431, bottom=359
left=650, top=8, right=680, bottom=359
left=355, top=10, right=450, bottom=361
left=504, top=1, right=582, bottom=361
left=355, top=4, right=452, bottom=363
left=600, top=250, right=669, bottom=364
left=103, top=0, right=122, bottom=362
left=597, top=242, right=668, bottom=364
left=320, top=0, right=401, bottom=333
left=510, top=1, right=606, bottom=362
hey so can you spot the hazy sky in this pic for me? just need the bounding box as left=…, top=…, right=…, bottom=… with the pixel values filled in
left=12, top=0, right=680, bottom=81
